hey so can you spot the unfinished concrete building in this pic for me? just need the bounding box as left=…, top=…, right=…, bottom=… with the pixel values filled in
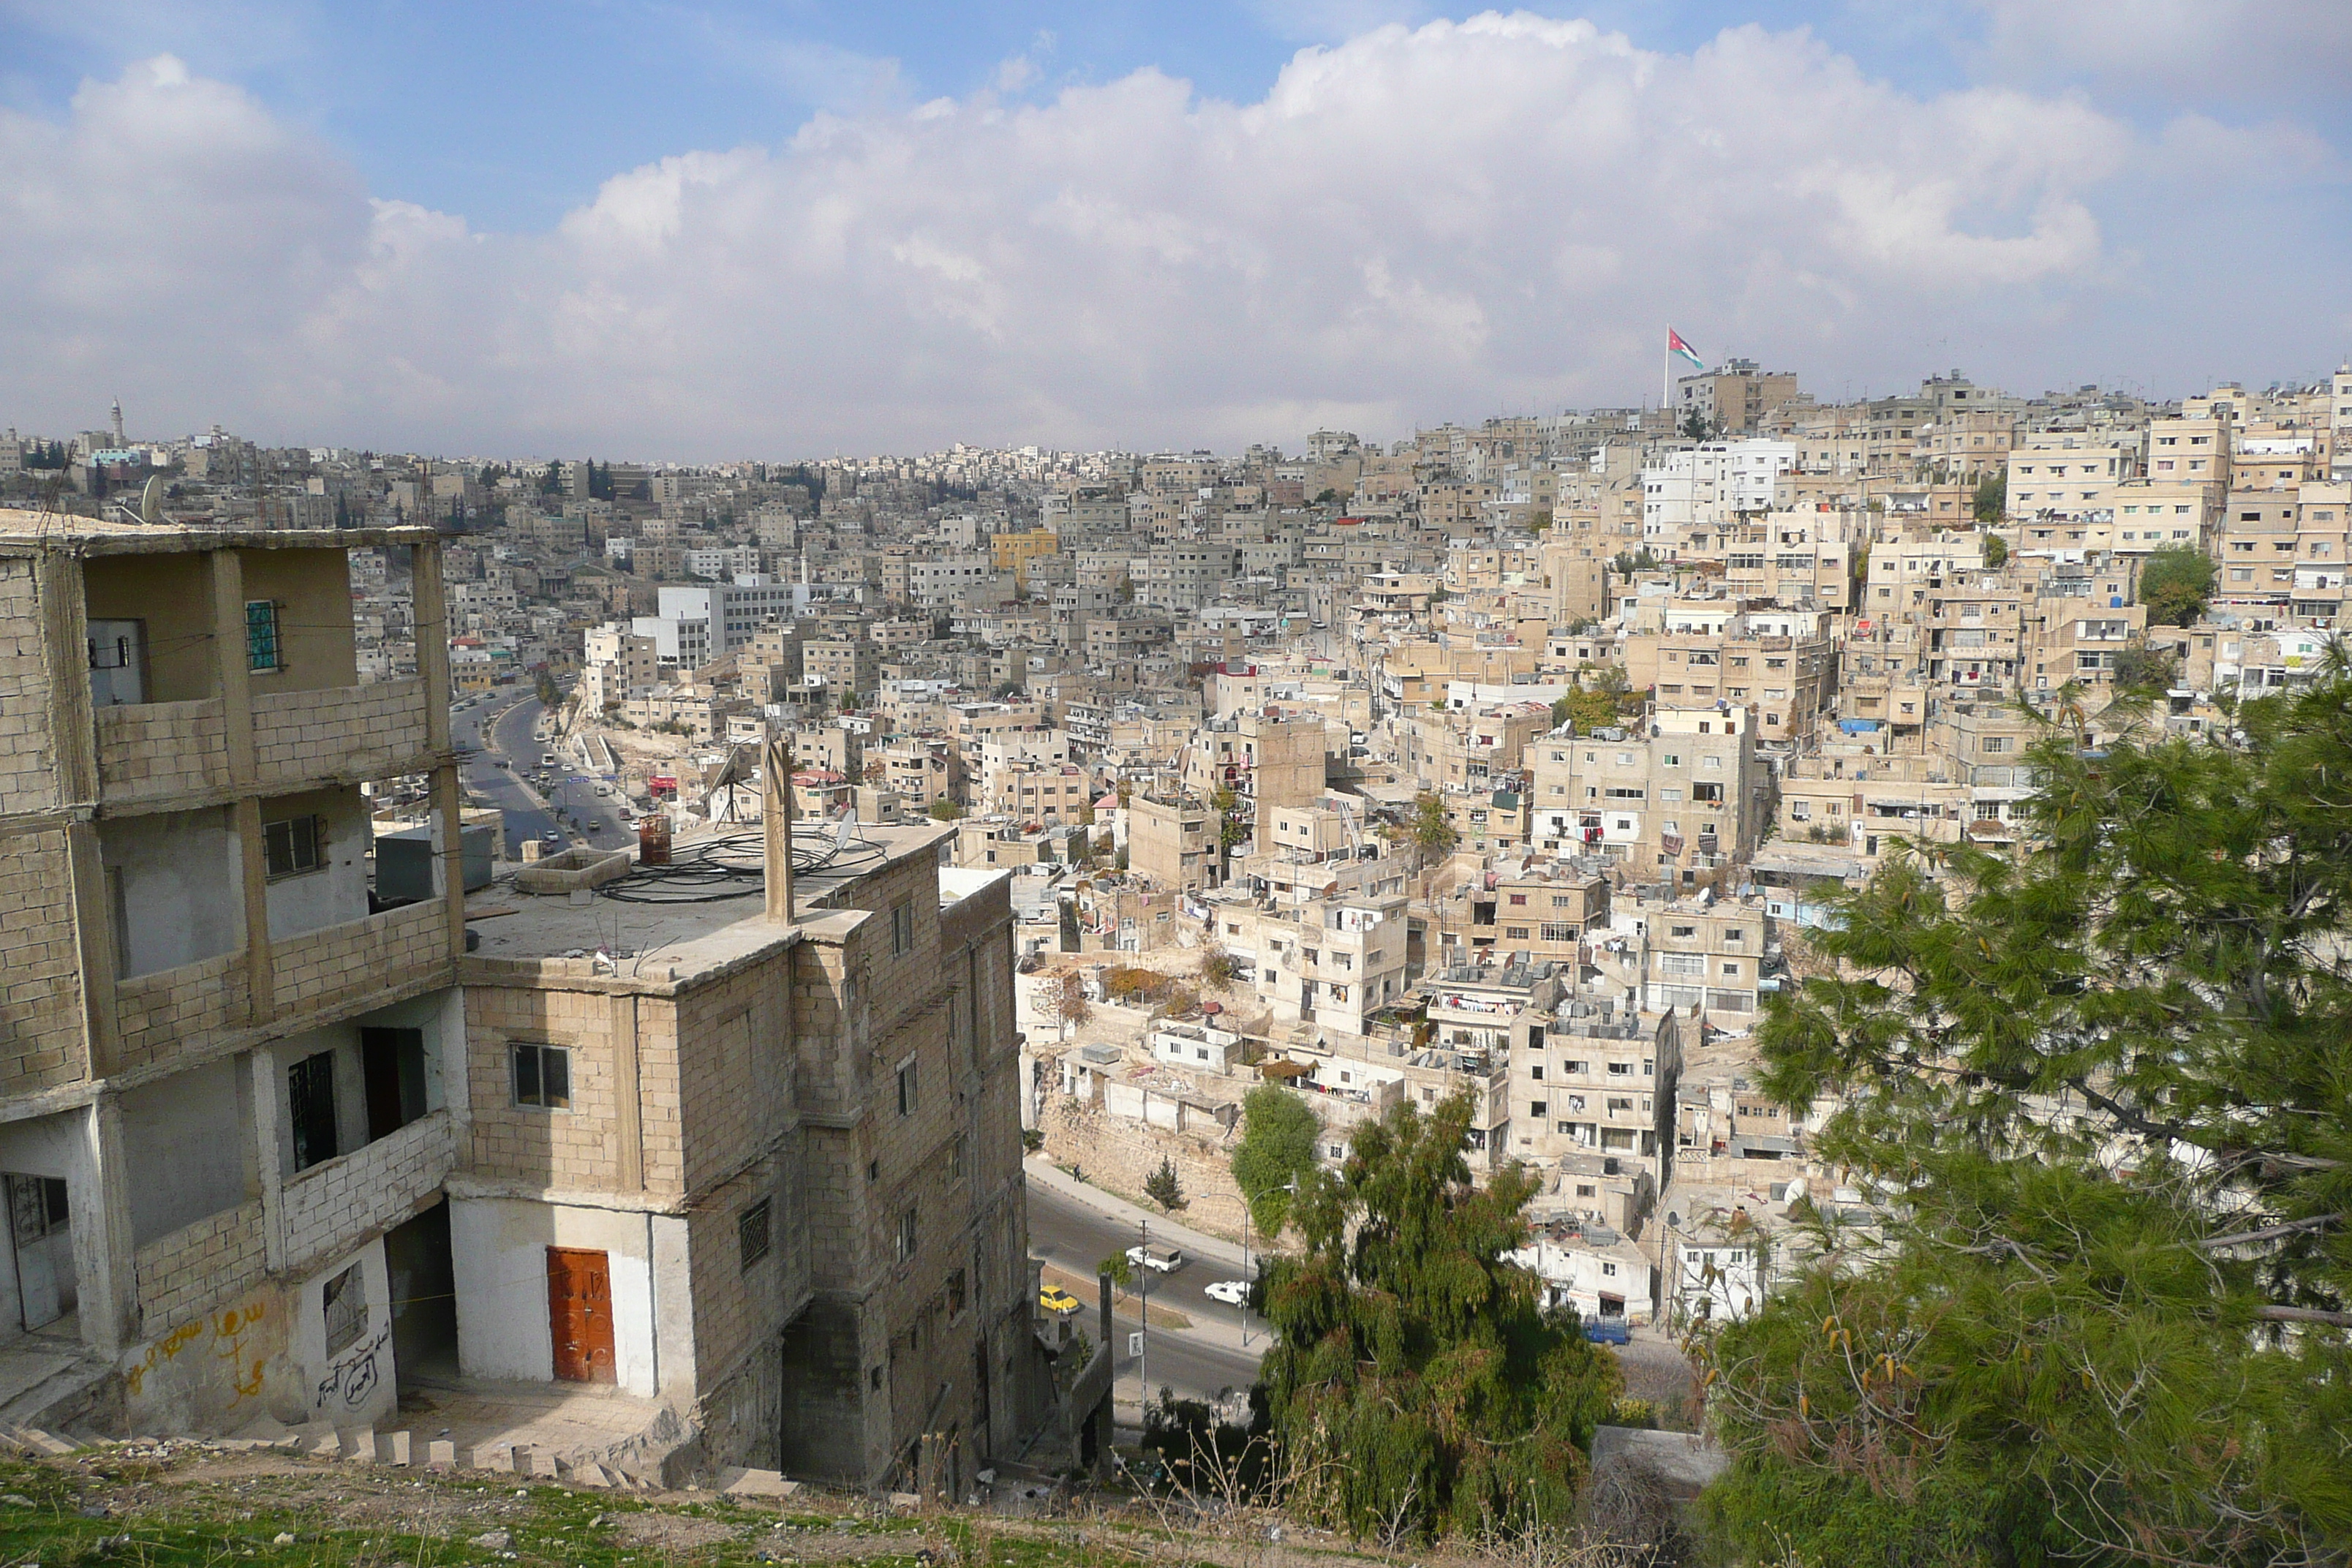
left=0, top=518, right=468, bottom=1439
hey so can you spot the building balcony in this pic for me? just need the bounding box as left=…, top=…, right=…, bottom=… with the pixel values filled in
left=94, top=700, right=233, bottom=805
left=278, top=1109, right=458, bottom=1274
left=91, top=679, right=434, bottom=807
left=273, top=900, right=453, bottom=1017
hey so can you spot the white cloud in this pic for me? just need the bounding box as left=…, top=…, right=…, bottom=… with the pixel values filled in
left=1969, top=0, right=2352, bottom=102
left=0, top=15, right=2337, bottom=457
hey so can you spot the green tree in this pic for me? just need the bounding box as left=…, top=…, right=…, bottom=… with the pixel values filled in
left=1231, top=1084, right=1320, bottom=1235
left=2110, top=635, right=2179, bottom=693
left=534, top=671, right=560, bottom=709
left=1411, top=791, right=1458, bottom=860
left=1201, top=949, right=1237, bottom=991
left=1260, top=1093, right=1621, bottom=1541
left=1980, top=529, right=2008, bottom=568
left=1972, top=472, right=2006, bottom=524
left=1681, top=408, right=1717, bottom=441
left=1702, top=668, right=2352, bottom=1566
left=537, top=459, right=562, bottom=495
left=927, top=798, right=964, bottom=821
left=1210, top=784, right=1248, bottom=850
left=1144, top=1157, right=1186, bottom=1212
left=2138, top=543, right=2217, bottom=627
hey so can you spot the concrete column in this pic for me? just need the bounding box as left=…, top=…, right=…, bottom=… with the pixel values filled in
left=35, top=554, right=97, bottom=810
left=212, top=551, right=274, bottom=1020
left=611, top=993, right=644, bottom=1192
left=63, top=821, right=121, bottom=1080
left=233, top=796, right=274, bottom=1020
left=78, top=1097, right=142, bottom=1356
left=412, top=538, right=453, bottom=755
left=764, top=736, right=794, bottom=922
left=434, top=761, right=467, bottom=961
left=208, top=551, right=256, bottom=791
left=248, top=1047, right=287, bottom=1274
left=39, top=557, right=119, bottom=1081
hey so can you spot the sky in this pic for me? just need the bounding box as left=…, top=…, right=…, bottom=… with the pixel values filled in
left=1, top=0, right=2347, bottom=460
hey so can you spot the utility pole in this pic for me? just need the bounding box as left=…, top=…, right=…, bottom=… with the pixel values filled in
left=1137, top=1217, right=1148, bottom=1414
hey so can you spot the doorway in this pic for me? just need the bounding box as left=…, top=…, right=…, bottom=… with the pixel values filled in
left=4, top=1175, right=75, bottom=1333
left=385, top=1202, right=457, bottom=1385
left=546, top=1248, right=615, bottom=1383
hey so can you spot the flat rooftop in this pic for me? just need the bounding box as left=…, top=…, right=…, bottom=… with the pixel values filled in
left=462, top=820, right=956, bottom=986
left=0, top=509, right=437, bottom=554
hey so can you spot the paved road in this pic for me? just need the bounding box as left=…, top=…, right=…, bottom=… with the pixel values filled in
left=454, top=693, right=634, bottom=855
left=1027, top=1180, right=1267, bottom=1410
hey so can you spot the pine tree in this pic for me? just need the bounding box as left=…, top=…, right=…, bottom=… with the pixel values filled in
left=1144, top=1158, right=1185, bottom=1212
left=1260, top=1093, right=1620, bottom=1542
left=1701, top=666, right=2352, bottom=1565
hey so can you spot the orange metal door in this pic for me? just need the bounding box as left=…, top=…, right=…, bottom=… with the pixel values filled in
left=546, top=1247, right=616, bottom=1383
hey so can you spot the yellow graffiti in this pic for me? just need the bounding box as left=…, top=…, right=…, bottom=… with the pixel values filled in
left=125, top=1295, right=272, bottom=1401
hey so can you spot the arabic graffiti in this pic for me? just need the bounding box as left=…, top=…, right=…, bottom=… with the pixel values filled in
left=314, top=1325, right=388, bottom=1412
left=124, top=1297, right=271, bottom=1402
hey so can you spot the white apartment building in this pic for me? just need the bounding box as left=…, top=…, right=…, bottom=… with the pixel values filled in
left=632, top=578, right=807, bottom=666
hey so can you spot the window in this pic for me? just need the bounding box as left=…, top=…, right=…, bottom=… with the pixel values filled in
left=290, top=1049, right=339, bottom=1169
left=244, top=600, right=282, bottom=672
left=1540, top=921, right=1574, bottom=942
left=897, top=1205, right=919, bottom=1263
left=511, top=1043, right=572, bottom=1109
left=1529, top=1101, right=1547, bottom=1117
left=1507, top=893, right=1526, bottom=906
left=1530, top=1064, right=1545, bottom=1080
left=947, top=1267, right=968, bottom=1318
left=897, top=1056, right=918, bottom=1115
left=264, top=815, right=325, bottom=878
left=891, top=900, right=916, bottom=954
left=739, top=1199, right=773, bottom=1270
left=1504, top=926, right=1529, bottom=940
left=1692, top=783, right=1724, bottom=804
left=951, top=1134, right=969, bottom=1180
left=322, top=1262, right=366, bottom=1354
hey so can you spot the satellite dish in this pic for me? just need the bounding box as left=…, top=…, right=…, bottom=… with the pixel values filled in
left=138, top=475, right=163, bottom=524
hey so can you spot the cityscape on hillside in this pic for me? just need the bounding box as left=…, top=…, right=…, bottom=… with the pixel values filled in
left=4, top=354, right=2345, bottom=1500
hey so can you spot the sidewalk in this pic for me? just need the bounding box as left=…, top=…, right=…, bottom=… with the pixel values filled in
left=1024, top=1155, right=1252, bottom=1273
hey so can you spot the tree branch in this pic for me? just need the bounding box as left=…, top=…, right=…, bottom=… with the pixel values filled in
left=2251, top=1305, right=2352, bottom=1327
left=2201, top=1212, right=2344, bottom=1252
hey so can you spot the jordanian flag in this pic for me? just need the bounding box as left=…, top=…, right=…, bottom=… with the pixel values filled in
left=1668, top=328, right=1705, bottom=369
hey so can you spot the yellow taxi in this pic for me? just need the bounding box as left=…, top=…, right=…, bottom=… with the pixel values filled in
left=1039, top=1283, right=1083, bottom=1316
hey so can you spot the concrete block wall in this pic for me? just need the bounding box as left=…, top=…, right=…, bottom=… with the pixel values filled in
left=94, top=700, right=231, bottom=802
left=134, top=1199, right=268, bottom=1327
left=252, top=677, right=431, bottom=789
left=278, top=1109, right=456, bottom=1273
left=115, top=951, right=249, bottom=1074
left=683, top=1150, right=802, bottom=1464
left=464, top=984, right=655, bottom=1196
left=0, top=559, right=61, bottom=815
left=274, top=900, right=449, bottom=1016
left=675, top=960, right=794, bottom=1196
left=0, top=828, right=88, bottom=1094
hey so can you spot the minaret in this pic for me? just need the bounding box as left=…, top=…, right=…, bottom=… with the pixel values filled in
left=110, top=399, right=125, bottom=446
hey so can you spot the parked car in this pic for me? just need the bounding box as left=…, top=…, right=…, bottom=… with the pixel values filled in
left=1202, top=1280, right=1249, bottom=1305
left=542, top=830, right=564, bottom=846
left=1581, top=1319, right=1632, bottom=1345
left=1126, top=1243, right=1184, bottom=1273
left=1038, top=1284, right=1083, bottom=1316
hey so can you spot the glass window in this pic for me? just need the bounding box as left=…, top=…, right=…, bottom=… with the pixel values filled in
left=263, top=815, right=324, bottom=878
left=511, top=1043, right=572, bottom=1109
left=322, top=1262, right=367, bottom=1354
left=244, top=600, right=282, bottom=672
